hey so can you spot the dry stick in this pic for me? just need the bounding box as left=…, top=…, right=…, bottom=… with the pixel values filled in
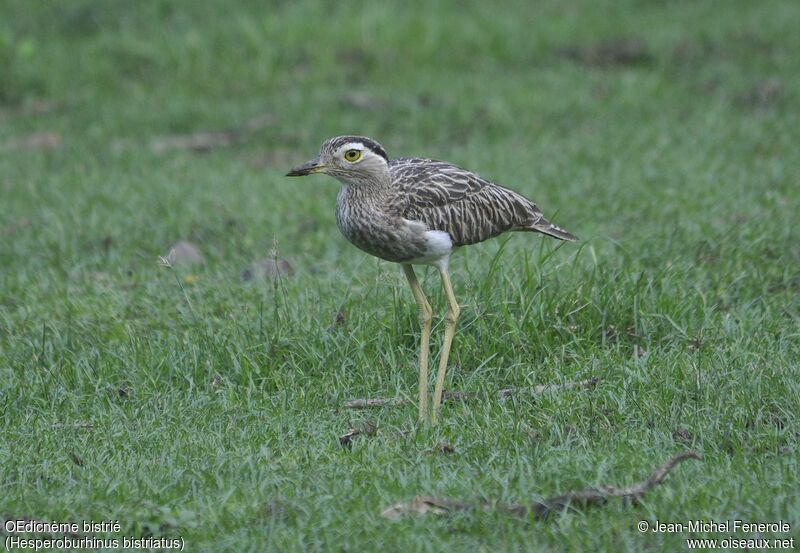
left=150, top=113, right=275, bottom=153
left=497, top=376, right=599, bottom=399
left=340, top=397, right=407, bottom=409
left=338, top=421, right=378, bottom=447
left=381, top=451, right=702, bottom=520
left=341, top=377, right=599, bottom=410
left=517, top=450, right=703, bottom=518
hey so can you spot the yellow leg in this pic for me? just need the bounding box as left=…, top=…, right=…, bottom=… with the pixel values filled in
left=402, top=265, right=432, bottom=423
left=432, top=267, right=460, bottom=423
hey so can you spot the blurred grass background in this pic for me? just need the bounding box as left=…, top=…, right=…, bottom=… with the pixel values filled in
left=1, top=0, right=798, bottom=551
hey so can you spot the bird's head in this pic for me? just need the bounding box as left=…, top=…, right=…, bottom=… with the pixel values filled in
left=286, top=135, right=390, bottom=185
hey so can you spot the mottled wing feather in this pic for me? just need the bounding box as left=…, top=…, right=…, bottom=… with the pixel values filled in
left=388, top=157, right=575, bottom=246
left=389, top=158, right=484, bottom=206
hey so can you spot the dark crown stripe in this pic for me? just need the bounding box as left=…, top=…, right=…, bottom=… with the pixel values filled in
left=332, top=135, right=389, bottom=161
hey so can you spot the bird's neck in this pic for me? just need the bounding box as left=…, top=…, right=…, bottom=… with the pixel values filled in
left=336, top=170, right=392, bottom=204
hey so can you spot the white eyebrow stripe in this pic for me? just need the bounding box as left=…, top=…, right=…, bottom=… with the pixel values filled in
left=337, top=142, right=365, bottom=152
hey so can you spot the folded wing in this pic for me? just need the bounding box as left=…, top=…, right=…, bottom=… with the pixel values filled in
left=388, top=157, right=576, bottom=246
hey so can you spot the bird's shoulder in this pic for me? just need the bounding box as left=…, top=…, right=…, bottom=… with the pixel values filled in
left=388, top=157, right=490, bottom=213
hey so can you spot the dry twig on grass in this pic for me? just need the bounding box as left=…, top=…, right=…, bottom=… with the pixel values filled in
left=380, top=451, right=702, bottom=520
left=338, top=420, right=378, bottom=448
left=149, top=113, right=275, bottom=154
left=497, top=377, right=599, bottom=399
left=5, top=131, right=62, bottom=151
left=340, top=397, right=407, bottom=409
left=341, top=377, right=598, bottom=410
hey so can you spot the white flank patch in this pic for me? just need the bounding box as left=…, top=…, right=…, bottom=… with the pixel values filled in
left=418, top=230, right=453, bottom=270
left=400, top=219, right=454, bottom=268
left=424, top=230, right=453, bottom=257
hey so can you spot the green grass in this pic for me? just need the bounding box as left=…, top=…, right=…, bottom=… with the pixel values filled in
left=1, top=0, right=799, bottom=550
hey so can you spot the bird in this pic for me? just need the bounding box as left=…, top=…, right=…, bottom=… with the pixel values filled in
left=287, top=136, right=576, bottom=423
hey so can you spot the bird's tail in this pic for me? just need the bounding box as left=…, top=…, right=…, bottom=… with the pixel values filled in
left=525, top=217, right=578, bottom=241
left=503, top=187, right=577, bottom=241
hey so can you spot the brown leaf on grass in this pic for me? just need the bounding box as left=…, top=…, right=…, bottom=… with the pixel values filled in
left=736, top=79, right=784, bottom=107
left=381, top=451, right=702, bottom=520
left=687, top=335, right=705, bottom=351
left=559, top=37, right=652, bottom=67
left=6, top=131, right=62, bottom=151
left=425, top=443, right=456, bottom=455
left=441, top=390, right=478, bottom=402
left=338, top=420, right=378, bottom=448
left=241, top=257, right=294, bottom=281
left=151, top=113, right=275, bottom=154
left=165, top=240, right=204, bottom=266
left=333, top=309, right=346, bottom=326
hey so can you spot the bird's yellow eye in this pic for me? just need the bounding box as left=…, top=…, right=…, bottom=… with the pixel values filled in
left=343, top=149, right=361, bottom=162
